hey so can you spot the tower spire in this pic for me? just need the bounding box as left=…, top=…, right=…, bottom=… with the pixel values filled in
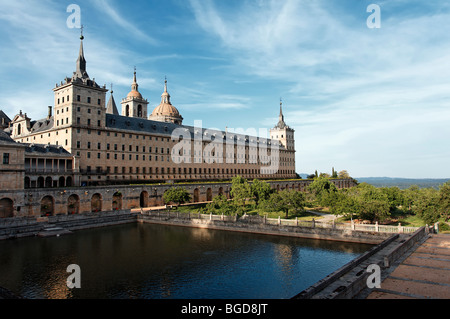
left=74, top=25, right=88, bottom=79
left=276, top=98, right=287, bottom=129
left=279, top=98, right=284, bottom=120
left=131, top=66, right=139, bottom=92
left=161, top=76, right=170, bottom=104
left=106, top=82, right=119, bottom=115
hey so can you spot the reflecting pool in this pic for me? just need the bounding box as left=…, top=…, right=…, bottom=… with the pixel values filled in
left=0, top=223, right=372, bottom=299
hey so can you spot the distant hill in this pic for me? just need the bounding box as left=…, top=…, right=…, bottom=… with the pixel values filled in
left=355, top=177, right=450, bottom=189
left=298, top=173, right=449, bottom=189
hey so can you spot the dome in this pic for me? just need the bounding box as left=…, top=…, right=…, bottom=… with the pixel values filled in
left=151, top=102, right=180, bottom=117
left=149, top=78, right=183, bottom=125
left=127, top=89, right=142, bottom=99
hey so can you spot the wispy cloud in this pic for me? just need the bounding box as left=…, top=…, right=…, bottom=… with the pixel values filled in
left=93, top=0, right=159, bottom=46
left=188, top=0, right=450, bottom=177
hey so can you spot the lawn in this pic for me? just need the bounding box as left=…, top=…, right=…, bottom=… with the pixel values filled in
left=170, top=201, right=324, bottom=220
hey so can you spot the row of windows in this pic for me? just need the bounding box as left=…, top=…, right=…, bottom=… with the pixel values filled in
left=57, top=95, right=102, bottom=106
left=84, top=166, right=294, bottom=176
left=75, top=141, right=286, bottom=159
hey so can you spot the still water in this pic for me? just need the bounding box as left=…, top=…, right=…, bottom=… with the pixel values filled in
left=0, top=223, right=372, bottom=299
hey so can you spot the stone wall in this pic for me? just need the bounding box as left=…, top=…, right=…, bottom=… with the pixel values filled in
left=137, top=211, right=390, bottom=245
left=0, top=178, right=356, bottom=218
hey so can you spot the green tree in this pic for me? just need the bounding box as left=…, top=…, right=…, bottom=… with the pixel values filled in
left=307, top=176, right=338, bottom=207
left=415, top=187, right=440, bottom=224
left=230, top=176, right=251, bottom=208
left=262, top=189, right=305, bottom=218
left=338, top=170, right=350, bottom=179
left=329, top=189, right=360, bottom=220
left=438, top=182, right=450, bottom=222
left=206, top=194, right=236, bottom=215
left=402, top=185, right=420, bottom=211
left=355, top=183, right=390, bottom=222
left=380, top=186, right=405, bottom=213
left=331, top=167, right=338, bottom=178
left=250, top=179, right=272, bottom=206
left=163, top=187, right=191, bottom=207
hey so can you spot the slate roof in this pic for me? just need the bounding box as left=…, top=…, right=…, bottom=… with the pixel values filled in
left=25, top=143, right=73, bottom=158
left=0, top=130, right=23, bottom=147
left=106, top=94, right=119, bottom=115
left=105, top=114, right=282, bottom=148
left=29, top=118, right=54, bottom=134
left=0, top=110, right=11, bottom=125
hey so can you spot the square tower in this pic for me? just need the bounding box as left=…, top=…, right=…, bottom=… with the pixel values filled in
left=270, top=100, right=295, bottom=151
left=121, top=69, right=149, bottom=118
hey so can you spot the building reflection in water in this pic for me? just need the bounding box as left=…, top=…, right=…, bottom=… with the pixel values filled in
left=0, top=223, right=372, bottom=299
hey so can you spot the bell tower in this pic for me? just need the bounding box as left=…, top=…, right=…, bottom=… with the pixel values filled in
left=121, top=67, right=149, bottom=118
left=52, top=29, right=107, bottom=132
left=270, top=99, right=295, bottom=151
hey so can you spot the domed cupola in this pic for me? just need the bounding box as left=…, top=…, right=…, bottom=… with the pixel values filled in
left=149, top=78, right=183, bottom=125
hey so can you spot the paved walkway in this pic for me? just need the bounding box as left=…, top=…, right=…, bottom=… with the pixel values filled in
left=366, top=234, right=450, bottom=299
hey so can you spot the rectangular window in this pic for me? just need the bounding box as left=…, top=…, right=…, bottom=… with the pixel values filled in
left=2, top=153, right=10, bottom=164
left=77, top=95, right=81, bottom=102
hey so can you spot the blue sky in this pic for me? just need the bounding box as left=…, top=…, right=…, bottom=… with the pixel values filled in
left=1, top=0, right=450, bottom=179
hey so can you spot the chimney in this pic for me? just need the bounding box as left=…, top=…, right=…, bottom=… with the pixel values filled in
left=47, top=106, right=52, bottom=119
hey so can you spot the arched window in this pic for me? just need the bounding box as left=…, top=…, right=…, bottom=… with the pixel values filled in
left=0, top=198, right=14, bottom=218
left=91, top=193, right=102, bottom=212
left=112, top=192, right=123, bottom=210
left=68, top=195, right=80, bottom=215
left=40, top=196, right=54, bottom=216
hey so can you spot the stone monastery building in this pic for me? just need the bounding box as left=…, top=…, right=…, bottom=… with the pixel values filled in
left=3, top=35, right=296, bottom=189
